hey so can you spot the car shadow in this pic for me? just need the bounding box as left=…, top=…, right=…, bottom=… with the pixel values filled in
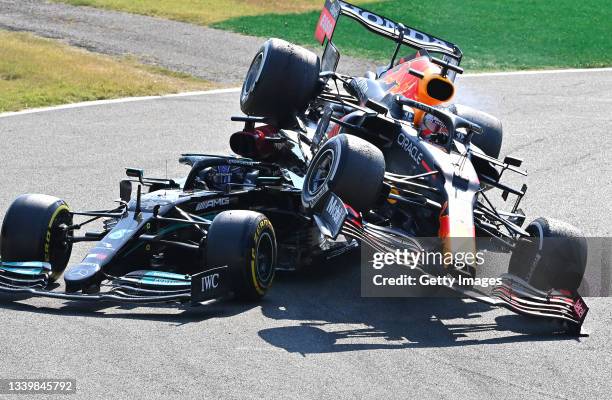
left=258, top=251, right=582, bottom=354
left=0, top=293, right=258, bottom=325
left=0, top=252, right=586, bottom=341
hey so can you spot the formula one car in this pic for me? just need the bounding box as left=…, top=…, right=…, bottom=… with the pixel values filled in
left=0, top=149, right=355, bottom=305
left=235, top=1, right=589, bottom=333
left=0, top=0, right=589, bottom=334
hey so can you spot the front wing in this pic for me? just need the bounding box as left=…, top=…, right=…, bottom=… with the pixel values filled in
left=0, top=261, right=231, bottom=305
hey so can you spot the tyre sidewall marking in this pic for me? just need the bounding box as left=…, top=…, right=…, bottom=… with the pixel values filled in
left=251, top=218, right=274, bottom=294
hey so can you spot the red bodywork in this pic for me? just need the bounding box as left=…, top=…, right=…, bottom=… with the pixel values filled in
left=229, top=125, right=280, bottom=160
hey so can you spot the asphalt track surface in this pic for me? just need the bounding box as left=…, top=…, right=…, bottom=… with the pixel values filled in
left=1, top=69, right=611, bottom=398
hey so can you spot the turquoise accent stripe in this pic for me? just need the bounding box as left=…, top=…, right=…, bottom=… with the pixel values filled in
left=0, top=267, right=45, bottom=275
left=140, top=276, right=190, bottom=286
left=143, top=271, right=189, bottom=281
left=0, top=261, right=51, bottom=271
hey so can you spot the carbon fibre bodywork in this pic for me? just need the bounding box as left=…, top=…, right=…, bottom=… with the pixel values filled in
left=0, top=154, right=355, bottom=304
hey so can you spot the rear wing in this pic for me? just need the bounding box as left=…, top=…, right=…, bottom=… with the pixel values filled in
left=315, top=0, right=462, bottom=64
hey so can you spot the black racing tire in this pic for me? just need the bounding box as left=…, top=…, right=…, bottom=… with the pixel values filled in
left=450, top=104, right=503, bottom=158
left=508, top=217, right=587, bottom=292
left=302, top=134, right=385, bottom=212
left=240, top=38, right=321, bottom=125
left=0, top=194, right=73, bottom=282
left=206, top=210, right=276, bottom=300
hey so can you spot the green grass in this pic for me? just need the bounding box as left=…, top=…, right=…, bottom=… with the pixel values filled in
left=0, top=31, right=216, bottom=112
left=214, top=0, right=611, bottom=71
left=52, top=0, right=611, bottom=70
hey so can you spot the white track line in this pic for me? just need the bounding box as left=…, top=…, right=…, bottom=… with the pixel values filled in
left=0, top=87, right=241, bottom=119
left=460, top=67, right=612, bottom=78
left=1, top=67, right=610, bottom=119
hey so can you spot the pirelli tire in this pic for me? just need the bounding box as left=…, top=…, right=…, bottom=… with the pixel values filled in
left=206, top=210, right=277, bottom=300
left=450, top=104, right=503, bottom=158
left=302, top=134, right=386, bottom=212
left=0, top=194, right=73, bottom=282
left=508, top=217, right=587, bottom=292
left=240, top=38, right=321, bottom=125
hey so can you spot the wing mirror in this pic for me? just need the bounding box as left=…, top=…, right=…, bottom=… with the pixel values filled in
left=126, top=168, right=144, bottom=183
left=119, top=180, right=132, bottom=202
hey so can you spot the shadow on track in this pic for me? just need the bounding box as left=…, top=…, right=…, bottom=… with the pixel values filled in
left=0, top=293, right=258, bottom=326
left=0, top=252, right=581, bottom=342
left=258, top=251, right=579, bottom=354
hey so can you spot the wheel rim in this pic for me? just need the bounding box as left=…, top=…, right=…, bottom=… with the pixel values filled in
left=241, top=52, right=263, bottom=103
left=256, top=231, right=274, bottom=284
left=48, top=208, right=73, bottom=279
left=307, top=149, right=335, bottom=196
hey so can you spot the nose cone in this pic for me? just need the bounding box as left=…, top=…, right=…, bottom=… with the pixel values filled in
left=64, top=262, right=101, bottom=293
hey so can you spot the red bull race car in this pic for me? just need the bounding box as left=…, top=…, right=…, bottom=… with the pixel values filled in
left=235, top=0, right=589, bottom=334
